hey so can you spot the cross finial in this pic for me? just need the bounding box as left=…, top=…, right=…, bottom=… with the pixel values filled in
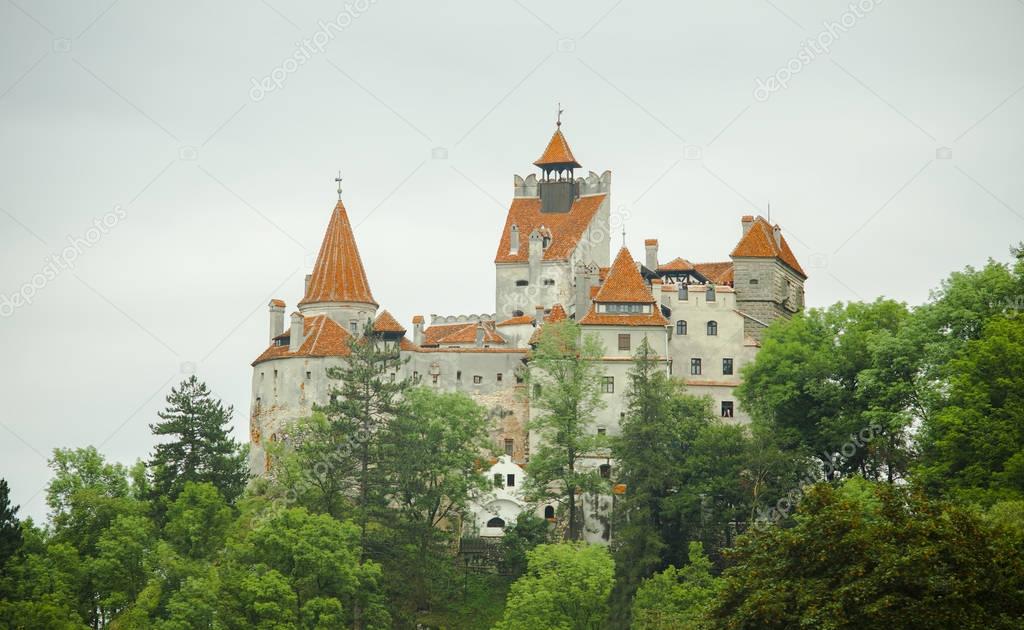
left=335, top=171, right=343, bottom=200
left=556, top=102, right=564, bottom=127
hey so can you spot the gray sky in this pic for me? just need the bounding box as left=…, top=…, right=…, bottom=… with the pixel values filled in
left=1, top=0, right=1021, bottom=520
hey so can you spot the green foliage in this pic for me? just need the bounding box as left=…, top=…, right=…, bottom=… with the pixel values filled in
left=525, top=320, right=608, bottom=541
left=916, top=316, right=1024, bottom=505
left=148, top=376, right=248, bottom=511
left=0, top=479, right=22, bottom=567
left=495, top=543, right=614, bottom=630
left=632, top=542, right=720, bottom=630
left=499, top=512, right=552, bottom=577
left=738, top=300, right=917, bottom=482
left=162, top=481, right=233, bottom=559
left=709, top=480, right=1024, bottom=629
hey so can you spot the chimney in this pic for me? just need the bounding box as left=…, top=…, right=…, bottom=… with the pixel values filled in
left=535, top=305, right=545, bottom=325
left=773, top=225, right=782, bottom=248
left=289, top=312, right=304, bottom=352
left=741, top=215, right=754, bottom=236
left=510, top=224, right=520, bottom=255
left=644, top=239, right=659, bottom=270
left=304, top=273, right=312, bottom=295
left=475, top=322, right=485, bottom=347
left=412, top=315, right=424, bottom=345
left=268, top=299, right=285, bottom=342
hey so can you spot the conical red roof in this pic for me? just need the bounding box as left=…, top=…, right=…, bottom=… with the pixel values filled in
left=593, top=247, right=656, bottom=304
left=299, top=200, right=377, bottom=307
left=534, top=128, right=581, bottom=168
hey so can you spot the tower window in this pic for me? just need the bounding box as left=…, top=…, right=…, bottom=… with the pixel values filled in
left=544, top=505, right=555, bottom=520
left=707, top=321, right=718, bottom=336
left=432, top=374, right=439, bottom=384
left=305, top=371, right=311, bottom=379
left=676, top=320, right=687, bottom=335
left=749, top=278, right=759, bottom=285
left=599, top=464, right=611, bottom=479
left=473, top=375, right=483, bottom=384
left=691, top=358, right=702, bottom=375
left=678, top=284, right=688, bottom=300
left=597, top=426, right=607, bottom=436
left=515, top=280, right=529, bottom=287
left=457, top=370, right=462, bottom=382
left=349, top=320, right=358, bottom=333
left=512, top=310, right=524, bottom=317
left=706, top=286, right=716, bottom=302
left=497, top=373, right=503, bottom=382
left=723, top=358, right=733, bottom=375
left=504, top=438, right=514, bottom=456
left=618, top=334, right=631, bottom=351
left=543, top=278, right=555, bottom=286
left=602, top=376, right=614, bottom=393
left=721, top=401, right=734, bottom=418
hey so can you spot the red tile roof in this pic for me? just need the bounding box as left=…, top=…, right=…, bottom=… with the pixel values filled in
left=269, top=299, right=285, bottom=308
left=421, top=321, right=507, bottom=346
left=253, top=314, right=353, bottom=365
left=529, top=304, right=570, bottom=344
left=659, top=257, right=695, bottom=272
left=579, top=311, right=669, bottom=327
left=593, top=248, right=656, bottom=304
left=693, top=261, right=734, bottom=285
left=644, top=239, right=658, bottom=246
left=299, top=200, right=377, bottom=307
left=372, top=309, right=406, bottom=334
left=412, top=315, right=424, bottom=324
left=495, top=194, right=606, bottom=263
left=730, top=216, right=806, bottom=277
left=497, top=315, right=535, bottom=327
left=534, top=128, right=581, bottom=168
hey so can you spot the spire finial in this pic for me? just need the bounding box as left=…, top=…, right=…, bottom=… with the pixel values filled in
left=621, top=225, right=626, bottom=248
left=335, top=171, right=343, bottom=200
left=767, top=200, right=771, bottom=223
left=556, top=102, right=564, bottom=128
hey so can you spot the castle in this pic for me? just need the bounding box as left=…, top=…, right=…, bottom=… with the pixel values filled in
left=249, top=120, right=807, bottom=542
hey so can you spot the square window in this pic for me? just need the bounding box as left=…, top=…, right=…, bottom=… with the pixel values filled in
left=602, top=376, right=614, bottom=393
left=305, top=371, right=312, bottom=379
left=597, top=427, right=606, bottom=436
left=690, top=358, right=702, bottom=375
left=721, top=401, right=734, bottom=418
left=497, top=373, right=503, bottom=382
left=504, top=438, right=514, bottom=456
left=493, top=473, right=503, bottom=488
left=473, top=375, right=483, bottom=384
left=506, top=473, right=515, bottom=487
left=723, top=358, right=733, bottom=375
left=618, top=334, right=631, bottom=351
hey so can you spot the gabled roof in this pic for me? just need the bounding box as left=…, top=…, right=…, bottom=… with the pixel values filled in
left=593, top=248, right=656, bottom=304
left=252, top=314, right=353, bottom=365
left=658, top=257, right=695, bottom=272
left=534, top=128, right=581, bottom=168
left=694, top=261, right=734, bottom=285
left=497, top=315, right=534, bottom=327
left=299, top=200, right=377, bottom=307
left=373, top=310, right=406, bottom=334
left=421, top=321, right=507, bottom=346
left=730, top=216, right=806, bottom=277
left=495, top=194, right=606, bottom=263
left=529, top=304, right=569, bottom=344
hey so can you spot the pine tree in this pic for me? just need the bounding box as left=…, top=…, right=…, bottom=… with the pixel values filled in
left=0, top=478, right=22, bottom=566
left=148, top=376, right=248, bottom=510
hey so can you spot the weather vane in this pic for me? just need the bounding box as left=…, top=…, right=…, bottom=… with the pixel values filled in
left=557, top=102, right=564, bottom=127
left=335, top=171, right=343, bottom=200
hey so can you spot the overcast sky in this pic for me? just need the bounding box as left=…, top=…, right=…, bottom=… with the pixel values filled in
left=1, top=0, right=1021, bottom=520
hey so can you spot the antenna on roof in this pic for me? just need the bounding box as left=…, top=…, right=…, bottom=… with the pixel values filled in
left=556, top=102, right=564, bottom=128
left=335, top=171, right=343, bottom=200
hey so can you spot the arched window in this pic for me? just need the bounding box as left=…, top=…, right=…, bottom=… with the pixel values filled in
left=676, top=320, right=687, bottom=335
left=707, top=321, right=718, bottom=336
left=486, top=517, right=505, bottom=528
left=544, top=506, right=555, bottom=520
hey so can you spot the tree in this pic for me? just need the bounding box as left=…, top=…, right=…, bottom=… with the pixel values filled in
left=708, top=479, right=1024, bottom=629
left=524, top=320, right=607, bottom=541
left=378, top=387, right=491, bottom=611
left=498, top=512, right=552, bottom=578
left=737, top=300, right=917, bottom=483
left=162, top=481, right=233, bottom=560
left=915, top=316, right=1024, bottom=505
left=0, top=478, right=22, bottom=567
left=148, top=376, right=248, bottom=511
left=631, top=542, right=719, bottom=630
left=218, top=507, right=389, bottom=629
left=494, top=543, right=614, bottom=630
left=315, top=323, right=409, bottom=554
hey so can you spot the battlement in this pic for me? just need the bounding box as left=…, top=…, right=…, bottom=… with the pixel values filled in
left=513, top=170, right=611, bottom=199
left=430, top=313, right=496, bottom=325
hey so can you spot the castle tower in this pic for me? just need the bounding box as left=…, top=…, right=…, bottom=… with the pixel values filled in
left=298, top=197, right=378, bottom=333
left=730, top=215, right=807, bottom=339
